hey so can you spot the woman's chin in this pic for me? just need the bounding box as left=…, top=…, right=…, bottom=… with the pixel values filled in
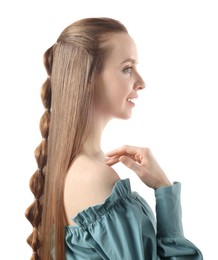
left=118, top=112, right=132, bottom=120
left=109, top=109, right=133, bottom=120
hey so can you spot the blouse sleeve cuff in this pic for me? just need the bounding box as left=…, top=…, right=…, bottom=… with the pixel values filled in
left=155, top=182, right=184, bottom=238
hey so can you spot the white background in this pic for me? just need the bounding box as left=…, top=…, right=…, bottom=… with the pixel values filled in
left=0, top=0, right=217, bottom=259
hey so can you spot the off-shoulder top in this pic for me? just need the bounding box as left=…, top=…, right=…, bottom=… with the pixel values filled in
left=60, top=178, right=203, bottom=259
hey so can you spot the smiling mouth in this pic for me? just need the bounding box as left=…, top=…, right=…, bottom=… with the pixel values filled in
left=126, top=98, right=135, bottom=105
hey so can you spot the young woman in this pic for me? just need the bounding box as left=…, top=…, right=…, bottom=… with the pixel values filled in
left=26, top=17, right=203, bottom=259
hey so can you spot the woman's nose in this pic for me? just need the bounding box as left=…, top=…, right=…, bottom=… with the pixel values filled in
left=134, top=74, right=146, bottom=90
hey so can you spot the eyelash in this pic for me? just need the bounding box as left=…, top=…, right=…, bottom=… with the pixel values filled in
left=123, top=66, right=133, bottom=74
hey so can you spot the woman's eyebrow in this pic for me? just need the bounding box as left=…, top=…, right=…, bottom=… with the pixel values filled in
left=120, top=58, right=138, bottom=65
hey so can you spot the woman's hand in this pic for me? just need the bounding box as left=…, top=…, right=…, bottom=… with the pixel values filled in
left=105, top=145, right=171, bottom=189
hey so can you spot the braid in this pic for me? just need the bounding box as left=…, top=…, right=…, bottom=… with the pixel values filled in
left=25, top=17, right=128, bottom=260
left=25, top=45, right=54, bottom=259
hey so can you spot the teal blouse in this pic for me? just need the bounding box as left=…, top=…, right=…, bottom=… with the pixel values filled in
left=64, top=179, right=203, bottom=259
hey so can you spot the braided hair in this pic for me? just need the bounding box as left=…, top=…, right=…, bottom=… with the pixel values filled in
left=25, top=45, right=53, bottom=259
left=25, top=18, right=128, bottom=260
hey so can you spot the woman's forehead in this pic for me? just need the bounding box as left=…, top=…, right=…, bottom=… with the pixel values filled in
left=104, top=33, right=138, bottom=65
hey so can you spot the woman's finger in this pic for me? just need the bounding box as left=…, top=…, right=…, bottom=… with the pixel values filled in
left=119, top=156, right=143, bottom=176
left=106, top=145, right=141, bottom=157
left=105, top=156, right=120, bottom=166
left=106, top=152, right=137, bottom=164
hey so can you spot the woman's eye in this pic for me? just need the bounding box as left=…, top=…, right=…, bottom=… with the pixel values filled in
left=123, top=66, right=133, bottom=74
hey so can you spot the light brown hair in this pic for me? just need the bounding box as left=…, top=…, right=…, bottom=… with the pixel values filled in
left=25, top=17, right=128, bottom=260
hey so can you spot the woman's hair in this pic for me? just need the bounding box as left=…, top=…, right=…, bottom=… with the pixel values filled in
left=25, top=17, right=128, bottom=260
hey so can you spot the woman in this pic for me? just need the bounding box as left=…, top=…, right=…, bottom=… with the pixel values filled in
left=26, top=17, right=203, bottom=259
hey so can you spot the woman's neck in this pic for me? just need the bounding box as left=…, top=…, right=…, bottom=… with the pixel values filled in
left=81, top=115, right=109, bottom=162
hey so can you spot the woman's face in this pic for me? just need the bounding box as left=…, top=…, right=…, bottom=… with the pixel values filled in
left=95, top=33, right=145, bottom=120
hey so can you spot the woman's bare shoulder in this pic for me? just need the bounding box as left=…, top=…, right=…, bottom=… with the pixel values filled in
left=64, top=154, right=120, bottom=225
left=68, top=153, right=120, bottom=182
